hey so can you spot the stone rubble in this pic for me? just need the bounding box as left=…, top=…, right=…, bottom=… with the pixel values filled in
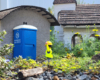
left=22, top=70, right=100, bottom=80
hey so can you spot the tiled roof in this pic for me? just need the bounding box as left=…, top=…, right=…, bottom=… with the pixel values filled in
left=58, top=4, right=100, bottom=25
left=53, top=0, right=77, bottom=4
left=0, top=8, right=17, bottom=19
left=0, top=6, right=59, bottom=26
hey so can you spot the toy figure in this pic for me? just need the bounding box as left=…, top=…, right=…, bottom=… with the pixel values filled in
left=45, top=41, right=53, bottom=64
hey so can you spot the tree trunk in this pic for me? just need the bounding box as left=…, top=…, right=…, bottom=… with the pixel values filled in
left=18, top=67, right=43, bottom=79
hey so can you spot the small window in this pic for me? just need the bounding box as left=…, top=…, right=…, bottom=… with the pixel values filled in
left=90, top=34, right=95, bottom=37
left=72, top=34, right=83, bottom=47
left=90, top=34, right=99, bottom=41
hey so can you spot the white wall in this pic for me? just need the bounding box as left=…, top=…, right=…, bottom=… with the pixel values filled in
left=63, top=25, right=100, bottom=48
left=54, top=3, right=76, bottom=19
left=53, top=3, right=76, bottom=42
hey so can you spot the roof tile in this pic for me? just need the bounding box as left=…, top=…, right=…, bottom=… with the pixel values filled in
left=58, top=4, right=100, bottom=25
left=0, top=6, right=59, bottom=26
left=53, top=0, right=77, bottom=4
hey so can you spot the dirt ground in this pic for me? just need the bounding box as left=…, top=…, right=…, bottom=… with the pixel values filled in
left=92, top=53, right=100, bottom=61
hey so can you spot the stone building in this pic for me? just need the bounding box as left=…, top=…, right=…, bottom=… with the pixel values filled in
left=53, top=0, right=100, bottom=48
left=0, top=5, right=59, bottom=59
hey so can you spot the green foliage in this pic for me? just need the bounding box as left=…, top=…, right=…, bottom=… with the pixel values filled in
left=50, top=26, right=54, bottom=36
left=11, top=56, right=100, bottom=75
left=48, top=6, right=54, bottom=15
left=0, top=30, right=7, bottom=38
left=52, top=53, right=63, bottom=60
left=72, top=26, right=100, bottom=57
left=50, top=31, right=68, bottom=57
left=0, top=30, right=14, bottom=56
left=43, top=56, right=93, bottom=73
left=0, top=57, right=11, bottom=77
left=48, top=7, right=54, bottom=36
left=77, top=0, right=85, bottom=4
left=76, top=0, right=95, bottom=4
left=0, top=44, right=14, bottom=56
left=0, top=30, right=14, bottom=78
left=42, top=55, right=100, bottom=74
left=11, top=56, right=42, bottom=69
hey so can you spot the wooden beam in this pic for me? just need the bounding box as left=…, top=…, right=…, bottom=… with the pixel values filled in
left=39, top=11, right=46, bottom=14
left=51, top=22, right=59, bottom=26
left=37, top=10, right=42, bottom=12
left=42, top=14, right=48, bottom=16
left=18, top=68, right=43, bottom=79
left=47, top=18, right=52, bottom=19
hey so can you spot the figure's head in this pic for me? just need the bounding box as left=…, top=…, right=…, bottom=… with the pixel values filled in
left=45, top=41, right=53, bottom=48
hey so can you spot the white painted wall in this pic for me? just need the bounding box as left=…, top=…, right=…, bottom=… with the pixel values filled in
left=54, top=3, right=76, bottom=19
left=53, top=3, right=76, bottom=42
left=63, top=25, right=100, bottom=48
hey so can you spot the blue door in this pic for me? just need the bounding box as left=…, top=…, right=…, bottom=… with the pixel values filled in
left=22, top=30, right=36, bottom=59
left=13, top=30, right=22, bottom=57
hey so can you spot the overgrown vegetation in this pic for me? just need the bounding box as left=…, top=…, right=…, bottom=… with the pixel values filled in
left=46, top=25, right=100, bottom=74
left=1, top=24, right=100, bottom=79
left=50, top=31, right=70, bottom=58
left=0, top=30, right=14, bottom=78
left=43, top=56, right=100, bottom=74
left=48, top=6, right=55, bottom=37
left=72, top=25, right=100, bottom=57
left=11, top=56, right=42, bottom=69
left=72, top=39, right=100, bottom=57
left=50, top=25, right=100, bottom=58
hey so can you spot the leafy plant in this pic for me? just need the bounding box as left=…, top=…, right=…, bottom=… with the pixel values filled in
left=50, top=31, right=70, bottom=57
left=42, top=56, right=94, bottom=74
left=72, top=26, right=100, bottom=57
left=0, top=30, right=14, bottom=56
left=11, top=56, right=43, bottom=69
left=0, top=30, right=14, bottom=78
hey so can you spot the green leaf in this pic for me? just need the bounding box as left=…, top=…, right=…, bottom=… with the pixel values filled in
left=0, top=39, right=3, bottom=41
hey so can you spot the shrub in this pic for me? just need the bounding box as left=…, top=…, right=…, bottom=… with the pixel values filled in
left=42, top=56, right=94, bottom=74
left=50, top=31, right=70, bottom=57
left=72, top=26, right=100, bottom=57
left=0, top=30, right=14, bottom=56
left=0, top=30, right=14, bottom=77
left=12, top=56, right=42, bottom=69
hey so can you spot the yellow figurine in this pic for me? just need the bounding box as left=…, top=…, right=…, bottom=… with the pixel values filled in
left=45, top=41, right=53, bottom=63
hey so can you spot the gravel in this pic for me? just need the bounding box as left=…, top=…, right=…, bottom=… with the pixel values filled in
left=22, top=70, right=100, bottom=80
